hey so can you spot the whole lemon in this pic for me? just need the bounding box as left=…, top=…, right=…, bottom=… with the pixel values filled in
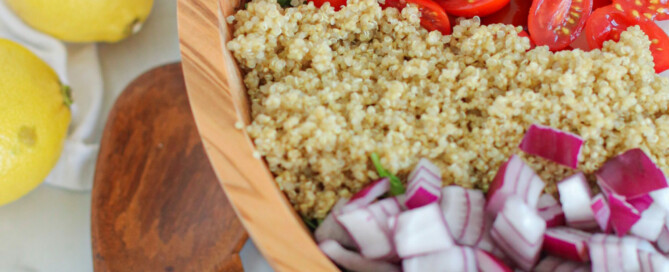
left=4, top=0, right=154, bottom=43
left=0, top=39, right=71, bottom=206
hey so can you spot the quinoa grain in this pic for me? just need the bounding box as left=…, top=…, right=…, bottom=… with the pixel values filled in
left=229, top=0, right=669, bottom=218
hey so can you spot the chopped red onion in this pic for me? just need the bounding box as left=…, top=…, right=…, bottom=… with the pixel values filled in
left=490, top=197, right=546, bottom=271
left=408, top=158, right=442, bottom=182
left=638, top=250, right=669, bottom=272
left=405, top=160, right=442, bottom=209
left=404, top=183, right=441, bottom=210
left=344, top=178, right=390, bottom=212
left=319, top=240, right=400, bottom=272
left=589, top=234, right=655, bottom=272
left=315, top=198, right=356, bottom=248
left=476, top=217, right=506, bottom=259
left=591, top=193, right=612, bottom=233
left=595, top=148, right=667, bottom=204
left=657, top=223, right=669, bottom=254
left=608, top=193, right=642, bottom=236
left=393, top=194, right=408, bottom=211
left=534, top=256, right=591, bottom=272
left=537, top=194, right=566, bottom=228
left=518, top=124, right=584, bottom=169
left=336, top=207, right=394, bottom=259
left=393, top=203, right=454, bottom=258
left=367, top=198, right=402, bottom=237
left=475, top=249, right=512, bottom=272
left=440, top=186, right=487, bottom=246
left=402, top=246, right=476, bottom=272
left=487, top=155, right=545, bottom=215
left=650, top=188, right=669, bottom=213
left=629, top=203, right=667, bottom=242
left=542, top=227, right=591, bottom=262
left=557, top=173, right=598, bottom=230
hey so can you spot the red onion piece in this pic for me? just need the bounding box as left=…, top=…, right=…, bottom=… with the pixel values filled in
left=405, top=160, right=442, bottom=209
left=595, top=148, right=668, bottom=200
left=518, top=124, right=583, bottom=169
left=408, top=158, right=442, bottom=182
left=393, top=194, right=408, bottom=211
left=608, top=193, right=642, bottom=236
left=650, top=188, right=669, bottom=213
left=404, top=184, right=441, bottom=210
left=440, top=186, right=486, bottom=246
left=537, top=194, right=566, bottom=227
left=542, top=227, right=591, bottom=262
left=490, top=197, right=546, bottom=271
left=534, top=256, right=591, bottom=272
left=393, top=203, right=454, bottom=258
left=345, top=178, right=390, bottom=212
left=487, top=155, right=545, bottom=215
left=367, top=198, right=402, bottom=235
left=657, top=223, right=669, bottom=254
left=315, top=198, right=356, bottom=248
left=336, top=207, right=394, bottom=259
left=475, top=249, right=512, bottom=272
left=402, top=246, right=476, bottom=272
left=557, top=173, right=598, bottom=230
left=638, top=250, right=669, bottom=272
left=591, top=193, right=612, bottom=234
left=589, top=234, right=656, bottom=272
left=629, top=203, right=667, bottom=242
left=319, top=240, right=400, bottom=272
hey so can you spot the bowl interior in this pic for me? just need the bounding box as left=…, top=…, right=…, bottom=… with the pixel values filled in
left=177, top=0, right=338, bottom=271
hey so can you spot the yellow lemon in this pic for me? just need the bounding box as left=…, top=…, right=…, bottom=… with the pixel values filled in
left=4, top=0, right=154, bottom=43
left=0, top=39, right=71, bottom=206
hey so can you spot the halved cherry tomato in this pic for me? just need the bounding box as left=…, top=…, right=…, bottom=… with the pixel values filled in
left=309, top=0, right=348, bottom=10
left=585, top=5, right=669, bottom=72
left=528, top=0, right=594, bottom=51
left=437, top=0, right=511, bottom=17
left=593, top=0, right=612, bottom=10
left=383, top=0, right=452, bottom=35
left=613, top=0, right=669, bottom=21
left=481, top=0, right=533, bottom=29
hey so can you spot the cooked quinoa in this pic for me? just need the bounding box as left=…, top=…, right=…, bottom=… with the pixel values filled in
left=228, top=0, right=669, bottom=218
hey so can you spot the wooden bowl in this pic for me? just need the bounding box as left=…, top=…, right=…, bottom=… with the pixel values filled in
left=177, top=0, right=339, bottom=271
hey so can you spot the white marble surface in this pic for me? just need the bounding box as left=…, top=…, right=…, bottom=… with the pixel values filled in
left=0, top=1, right=272, bottom=271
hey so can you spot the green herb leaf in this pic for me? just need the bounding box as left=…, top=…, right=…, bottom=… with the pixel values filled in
left=61, top=85, right=73, bottom=107
left=277, top=0, right=292, bottom=8
left=370, top=153, right=405, bottom=196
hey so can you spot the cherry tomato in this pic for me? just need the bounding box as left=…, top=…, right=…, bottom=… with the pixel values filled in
left=383, top=0, right=452, bottom=35
left=585, top=5, right=669, bottom=73
left=613, top=0, right=669, bottom=21
left=481, top=0, right=533, bottom=29
left=593, top=0, right=612, bottom=10
left=528, top=0, right=594, bottom=51
left=437, top=0, right=511, bottom=17
left=309, top=0, right=348, bottom=10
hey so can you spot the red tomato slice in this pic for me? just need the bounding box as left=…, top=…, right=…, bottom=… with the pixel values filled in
left=593, top=0, right=612, bottom=10
left=585, top=5, right=669, bottom=73
left=437, top=0, right=511, bottom=17
left=481, top=0, right=533, bottom=29
left=613, top=0, right=669, bottom=21
left=309, top=0, right=348, bottom=10
left=383, top=0, right=452, bottom=35
left=528, top=0, right=594, bottom=51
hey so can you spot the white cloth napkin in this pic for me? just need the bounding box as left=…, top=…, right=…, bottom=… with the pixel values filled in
left=0, top=1, right=102, bottom=191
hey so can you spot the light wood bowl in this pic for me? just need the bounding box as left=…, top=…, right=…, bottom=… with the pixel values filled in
left=177, top=0, right=339, bottom=271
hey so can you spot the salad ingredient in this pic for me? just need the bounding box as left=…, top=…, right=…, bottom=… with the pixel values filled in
left=490, top=197, right=546, bottom=270
left=382, top=0, right=452, bottom=35
left=367, top=198, right=403, bottom=234
left=486, top=155, right=545, bottom=215
left=481, top=0, right=532, bottom=28
left=537, top=194, right=566, bottom=228
left=613, top=0, right=669, bottom=21
left=557, top=173, right=598, bottom=229
left=534, top=256, right=591, bottom=272
left=629, top=203, right=666, bottom=241
left=591, top=194, right=612, bottom=233
left=393, top=203, right=454, bottom=258
left=658, top=224, right=669, bottom=253
left=344, top=178, right=391, bottom=212
left=371, top=153, right=405, bottom=196
left=518, top=124, right=584, bottom=169
left=309, top=0, right=347, bottom=10
left=402, top=246, right=476, bottom=272
left=589, top=234, right=659, bottom=271
left=595, top=148, right=668, bottom=201
left=638, top=250, right=669, bottom=272
left=319, top=240, right=401, bottom=272
left=231, top=0, right=669, bottom=219
left=542, top=227, right=591, bottom=262
left=437, top=0, right=510, bottom=17
left=607, top=193, right=642, bottom=236
left=440, top=186, right=487, bottom=246
left=337, top=208, right=395, bottom=259
left=315, top=198, right=357, bottom=248
left=585, top=6, right=669, bottom=72
left=475, top=249, right=512, bottom=272
left=528, top=0, right=593, bottom=50
left=405, top=159, right=442, bottom=209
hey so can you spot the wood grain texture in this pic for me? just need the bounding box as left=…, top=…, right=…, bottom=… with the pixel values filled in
left=91, top=63, right=247, bottom=272
left=177, top=0, right=339, bottom=271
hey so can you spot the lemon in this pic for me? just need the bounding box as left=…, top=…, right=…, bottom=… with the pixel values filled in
left=0, top=39, right=71, bottom=206
left=4, top=0, right=154, bottom=43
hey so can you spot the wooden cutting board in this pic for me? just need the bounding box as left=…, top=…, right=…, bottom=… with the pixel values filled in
left=91, top=63, right=247, bottom=272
